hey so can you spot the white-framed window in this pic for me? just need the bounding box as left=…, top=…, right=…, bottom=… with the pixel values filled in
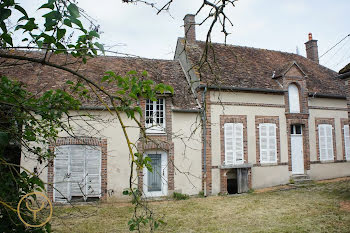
left=259, top=123, right=277, bottom=163
left=224, top=123, right=244, bottom=165
left=54, top=145, right=101, bottom=202
left=288, top=84, right=300, bottom=113
left=143, top=151, right=168, bottom=197
left=344, top=125, right=350, bottom=161
left=318, top=124, right=334, bottom=161
left=145, top=98, right=165, bottom=134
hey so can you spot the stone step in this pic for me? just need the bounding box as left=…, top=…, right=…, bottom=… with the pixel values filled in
left=290, top=175, right=313, bottom=184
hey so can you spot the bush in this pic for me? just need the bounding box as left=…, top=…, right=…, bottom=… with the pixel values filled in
left=198, top=191, right=205, bottom=198
left=173, top=192, right=189, bottom=200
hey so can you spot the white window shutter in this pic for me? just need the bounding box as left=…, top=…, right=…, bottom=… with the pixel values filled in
left=54, top=146, right=70, bottom=202
left=344, top=125, right=350, bottom=160
left=259, top=123, right=277, bottom=163
left=69, top=145, right=86, bottom=197
left=224, top=123, right=234, bottom=165
left=235, top=123, right=244, bottom=163
left=318, top=124, right=334, bottom=161
left=85, top=146, right=101, bottom=197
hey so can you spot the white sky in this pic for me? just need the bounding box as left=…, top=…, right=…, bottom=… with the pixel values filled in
left=21, top=0, right=350, bottom=72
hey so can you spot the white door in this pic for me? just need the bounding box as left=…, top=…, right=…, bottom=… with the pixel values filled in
left=143, top=151, right=168, bottom=197
left=291, top=125, right=304, bottom=174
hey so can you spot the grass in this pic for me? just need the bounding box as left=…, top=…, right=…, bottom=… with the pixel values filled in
left=52, top=179, right=350, bottom=232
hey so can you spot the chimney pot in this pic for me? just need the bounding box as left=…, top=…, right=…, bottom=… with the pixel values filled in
left=183, top=14, right=196, bottom=43
left=305, top=33, right=319, bottom=63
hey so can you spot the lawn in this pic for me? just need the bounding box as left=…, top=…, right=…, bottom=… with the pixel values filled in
left=52, top=178, right=350, bottom=232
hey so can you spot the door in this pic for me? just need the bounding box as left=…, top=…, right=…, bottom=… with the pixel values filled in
left=291, top=125, right=304, bottom=174
left=143, top=151, right=168, bottom=197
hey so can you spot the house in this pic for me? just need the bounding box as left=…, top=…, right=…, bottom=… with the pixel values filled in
left=1, top=15, right=350, bottom=202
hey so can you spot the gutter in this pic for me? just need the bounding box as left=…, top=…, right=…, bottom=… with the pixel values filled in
left=337, top=71, right=350, bottom=80
left=197, top=84, right=285, bottom=94
left=201, top=86, right=208, bottom=197
left=308, top=93, right=346, bottom=99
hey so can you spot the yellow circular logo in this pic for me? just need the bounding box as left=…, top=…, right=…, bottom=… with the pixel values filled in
left=17, top=191, right=53, bottom=228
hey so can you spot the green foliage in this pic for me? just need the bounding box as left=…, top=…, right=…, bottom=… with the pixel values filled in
left=198, top=190, right=205, bottom=198
left=0, top=76, right=80, bottom=232
left=173, top=192, right=189, bottom=200
left=0, top=0, right=104, bottom=61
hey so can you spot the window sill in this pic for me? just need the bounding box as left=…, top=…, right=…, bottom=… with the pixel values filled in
left=259, top=162, right=278, bottom=167
left=319, top=160, right=335, bottom=164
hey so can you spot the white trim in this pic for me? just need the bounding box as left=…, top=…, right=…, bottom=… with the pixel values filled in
left=145, top=98, right=166, bottom=134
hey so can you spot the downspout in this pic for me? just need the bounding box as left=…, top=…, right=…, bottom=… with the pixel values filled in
left=201, top=86, right=208, bottom=196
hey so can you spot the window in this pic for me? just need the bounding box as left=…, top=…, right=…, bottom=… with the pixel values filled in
left=291, top=125, right=302, bottom=135
left=318, top=124, right=334, bottom=161
left=54, top=145, right=101, bottom=202
left=344, top=125, right=350, bottom=160
left=145, top=98, right=165, bottom=133
left=224, top=123, right=244, bottom=165
left=288, top=84, right=300, bottom=113
left=259, top=123, right=277, bottom=163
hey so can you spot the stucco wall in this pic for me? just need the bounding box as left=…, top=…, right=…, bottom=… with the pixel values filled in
left=308, top=108, right=348, bottom=161
left=310, top=163, right=350, bottom=180
left=172, top=112, right=202, bottom=195
left=21, top=110, right=140, bottom=198
left=251, top=165, right=290, bottom=189
left=210, top=91, right=288, bottom=167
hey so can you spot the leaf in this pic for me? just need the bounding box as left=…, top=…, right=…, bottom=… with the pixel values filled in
left=67, top=3, right=80, bottom=18
left=66, top=80, right=74, bottom=85
left=89, top=30, right=100, bottom=38
left=57, top=28, right=66, bottom=40
left=39, top=2, right=54, bottom=10
left=0, top=9, right=11, bottom=21
left=63, top=19, right=72, bottom=27
left=2, top=33, right=13, bottom=46
left=94, top=42, right=104, bottom=54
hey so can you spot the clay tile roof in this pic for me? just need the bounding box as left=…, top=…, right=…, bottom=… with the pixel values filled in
left=0, top=50, right=198, bottom=110
left=184, top=40, right=345, bottom=96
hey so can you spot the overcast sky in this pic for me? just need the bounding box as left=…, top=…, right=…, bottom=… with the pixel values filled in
left=22, top=0, right=350, bottom=72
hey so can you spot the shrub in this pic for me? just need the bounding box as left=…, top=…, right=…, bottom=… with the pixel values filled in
left=173, top=192, right=189, bottom=200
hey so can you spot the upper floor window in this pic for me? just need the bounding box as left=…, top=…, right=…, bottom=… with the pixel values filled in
left=145, top=98, right=165, bottom=134
left=288, top=84, right=300, bottom=113
left=259, top=123, right=277, bottom=164
left=318, top=124, right=334, bottom=161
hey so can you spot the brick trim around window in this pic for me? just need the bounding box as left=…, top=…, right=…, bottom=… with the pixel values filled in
left=255, top=116, right=281, bottom=166
left=341, top=118, right=349, bottom=161
left=47, top=137, right=108, bottom=201
left=137, top=96, right=175, bottom=194
left=315, top=118, right=337, bottom=162
left=219, top=115, right=250, bottom=194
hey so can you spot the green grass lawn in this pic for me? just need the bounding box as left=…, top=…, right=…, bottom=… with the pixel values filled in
left=52, top=179, right=350, bottom=233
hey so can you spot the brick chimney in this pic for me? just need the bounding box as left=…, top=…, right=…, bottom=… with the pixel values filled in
left=183, top=14, right=196, bottom=43
left=304, top=33, right=319, bottom=63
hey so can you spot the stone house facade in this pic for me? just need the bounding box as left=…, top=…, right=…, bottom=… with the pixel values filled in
left=1, top=15, right=350, bottom=201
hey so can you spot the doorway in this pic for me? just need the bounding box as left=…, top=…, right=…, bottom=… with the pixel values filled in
left=291, top=125, right=304, bottom=174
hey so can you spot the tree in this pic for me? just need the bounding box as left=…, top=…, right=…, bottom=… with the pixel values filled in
left=0, top=0, right=235, bottom=232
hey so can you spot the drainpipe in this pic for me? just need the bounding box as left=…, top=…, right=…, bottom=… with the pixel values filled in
left=201, top=86, right=208, bottom=196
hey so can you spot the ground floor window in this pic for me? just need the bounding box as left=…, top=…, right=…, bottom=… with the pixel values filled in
left=318, top=124, right=334, bottom=161
left=259, top=123, right=277, bottom=163
left=143, top=151, right=168, bottom=197
left=224, top=123, right=244, bottom=165
left=54, top=145, right=101, bottom=202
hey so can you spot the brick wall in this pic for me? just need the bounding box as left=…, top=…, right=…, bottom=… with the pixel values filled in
left=219, top=115, right=250, bottom=194
left=47, top=137, right=108, bottom=201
